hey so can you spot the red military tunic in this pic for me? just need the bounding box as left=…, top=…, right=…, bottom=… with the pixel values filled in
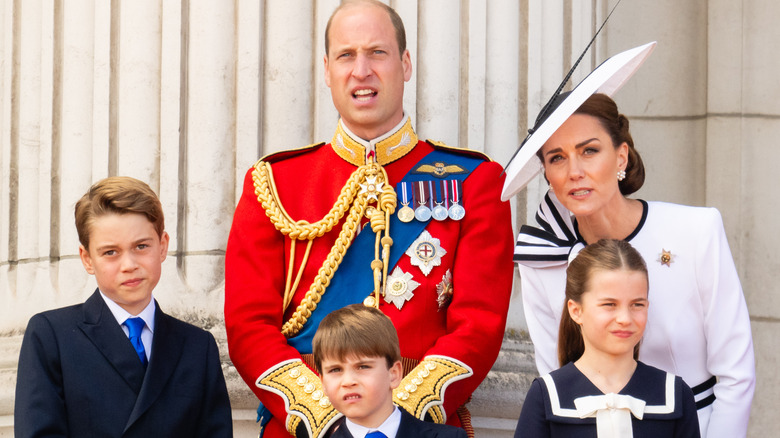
left=225, top=118, right=514, bottom=437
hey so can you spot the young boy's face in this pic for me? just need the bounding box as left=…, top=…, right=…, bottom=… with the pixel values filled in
left=79, top=213, right=169, bottom=315
left=320, top=354, right=402, bottom=428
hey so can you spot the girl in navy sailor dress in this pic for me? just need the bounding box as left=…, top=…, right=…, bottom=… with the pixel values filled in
left=514, top=240, right=700, bottom=438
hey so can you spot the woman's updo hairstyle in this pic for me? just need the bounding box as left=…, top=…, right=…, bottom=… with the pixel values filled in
left=574, top=93, right=645, bottom=195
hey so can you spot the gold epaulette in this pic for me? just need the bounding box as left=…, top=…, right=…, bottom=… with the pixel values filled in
left=393, top=355, right=473, bottom=423
left=257, top=360, right=341, bottom=438
left=425, top=139, right=494, bottom=162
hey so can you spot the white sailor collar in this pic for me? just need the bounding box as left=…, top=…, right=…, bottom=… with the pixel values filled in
left=331, top=114, right=418, bottom=166
left=539, top=361, right=684, bottom=425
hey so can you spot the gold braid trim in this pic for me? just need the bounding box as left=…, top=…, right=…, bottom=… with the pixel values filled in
left=256, top=360, right=341, bottom=438
left=254, top=161, right=365, bottom=239
left=252, top=158, right=396, bottom=337
left=394, top=356, right=473, bottom=423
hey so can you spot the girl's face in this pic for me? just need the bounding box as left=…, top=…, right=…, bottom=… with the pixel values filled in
left=540, top=114, right=628, bottom=219
left=568, top=268, right=648, bottom=360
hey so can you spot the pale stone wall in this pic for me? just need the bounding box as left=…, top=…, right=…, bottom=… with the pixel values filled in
left=1, top=1, right=778, bottom=436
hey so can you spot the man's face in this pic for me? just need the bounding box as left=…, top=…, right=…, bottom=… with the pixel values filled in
left=324, top=4, right=412, bottom=140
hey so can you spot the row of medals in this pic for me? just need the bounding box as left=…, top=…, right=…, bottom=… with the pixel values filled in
left=397, top=200, right=465, bottom=223
left=396, top=179, right=465, bottom=223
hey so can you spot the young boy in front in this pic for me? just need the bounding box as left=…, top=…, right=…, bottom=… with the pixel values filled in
left=14, top=176, right=233, bottom=437
left=313, top=304, right=467, bottom=438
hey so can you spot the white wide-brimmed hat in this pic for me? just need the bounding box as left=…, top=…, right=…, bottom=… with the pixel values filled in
left=500, top=41, right=657, bottom=201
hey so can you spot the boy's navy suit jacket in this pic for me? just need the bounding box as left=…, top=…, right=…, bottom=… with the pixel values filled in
left=14, top=289, right=232, bottom=437
left=330, top=408, right=468, bottom=438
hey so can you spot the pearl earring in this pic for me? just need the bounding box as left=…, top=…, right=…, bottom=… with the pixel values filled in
left=617, top=170, right=626, bottom=181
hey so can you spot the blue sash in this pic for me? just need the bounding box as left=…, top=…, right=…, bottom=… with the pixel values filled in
left=287, top=149, right=484, bottom=353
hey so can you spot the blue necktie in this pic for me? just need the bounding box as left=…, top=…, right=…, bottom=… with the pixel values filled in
left=365, top=432, right=386, bottom=438
left=124, top=317, right=148, bottom=367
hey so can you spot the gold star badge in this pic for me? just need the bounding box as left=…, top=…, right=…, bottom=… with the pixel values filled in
left=658, top=249, right=674, bottom=267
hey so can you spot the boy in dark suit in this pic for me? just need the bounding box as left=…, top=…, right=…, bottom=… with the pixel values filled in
left=14, top=176, right=232, bottom=437
left=313, top=304, right=466, bottom=438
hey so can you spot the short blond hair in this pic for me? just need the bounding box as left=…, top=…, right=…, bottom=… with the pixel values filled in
left=313, top=304, right=401, bottom=374
left=75, top=176, right=164, bottom=249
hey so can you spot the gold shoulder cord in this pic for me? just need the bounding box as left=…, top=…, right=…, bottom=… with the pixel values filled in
left=252, top=157, right=396, bottom=337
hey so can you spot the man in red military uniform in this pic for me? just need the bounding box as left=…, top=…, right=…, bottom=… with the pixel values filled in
left=224, top=1, right=514, bottom=437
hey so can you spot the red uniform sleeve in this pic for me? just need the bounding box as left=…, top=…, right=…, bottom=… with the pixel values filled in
left=224, top=167, right=302, bottom=418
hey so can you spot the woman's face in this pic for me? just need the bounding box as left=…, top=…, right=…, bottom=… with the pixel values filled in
left=568, top=268, right=648, bottom=360
left=540, top=114, right=628, bottom=219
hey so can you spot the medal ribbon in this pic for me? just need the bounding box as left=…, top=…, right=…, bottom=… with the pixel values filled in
left=416, top=181, right=426, bottom=209
left=450, top=180, right=462, bottom=206
left=440, top=180, right=450, bottom=209
left=427, top=180, right=436, bottom=209
left=399, top=182, right=410, bottom=206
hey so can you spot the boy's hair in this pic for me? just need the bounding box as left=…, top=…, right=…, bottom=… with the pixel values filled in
left=75, top=176, right=165, bottom=249
left=312, top=304, right=401, bottom=374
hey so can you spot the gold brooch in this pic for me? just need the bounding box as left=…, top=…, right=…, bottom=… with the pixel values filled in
left=658, top=249, right=674, bottom=267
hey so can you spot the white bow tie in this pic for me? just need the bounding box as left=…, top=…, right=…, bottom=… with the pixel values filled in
left=574, top=393, right=646, bottom=438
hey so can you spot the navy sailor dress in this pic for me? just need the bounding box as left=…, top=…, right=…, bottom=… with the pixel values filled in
left=514, top=361, right=700, bottom=438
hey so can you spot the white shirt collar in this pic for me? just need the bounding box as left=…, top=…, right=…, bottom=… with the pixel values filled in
left=344, top=405, right=402, bottom=438
left=99, top=290, right=156, bottom=334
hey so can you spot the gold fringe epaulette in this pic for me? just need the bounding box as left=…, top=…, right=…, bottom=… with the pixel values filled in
left=257, top=360, right=341, bottom=438
left=393, top=355, right=473, bottom=423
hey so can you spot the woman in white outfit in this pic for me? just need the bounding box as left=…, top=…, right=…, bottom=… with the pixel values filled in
left=510, top=92, right=755, bottom=438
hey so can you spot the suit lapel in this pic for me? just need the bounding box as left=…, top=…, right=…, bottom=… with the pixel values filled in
left=125, top=304, right=184, bottom=431
left=396, top=408, right=424, bottom=438
left=77, top=290, right=146, bottom=393
left=331, top=417, right=355, bottom=438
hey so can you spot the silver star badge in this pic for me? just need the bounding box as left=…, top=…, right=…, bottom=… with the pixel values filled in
left=384, top=267, right=420, bottom=310
left=405, top=230, right=447, bottom=276
left=359, top=175, right=385, bottom=201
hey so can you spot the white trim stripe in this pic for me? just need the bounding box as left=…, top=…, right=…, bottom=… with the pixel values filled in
left=540, top=371, right=677, bottom=418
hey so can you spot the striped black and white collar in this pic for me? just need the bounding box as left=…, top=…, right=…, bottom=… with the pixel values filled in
left=514, top=191, right=647, bottom=267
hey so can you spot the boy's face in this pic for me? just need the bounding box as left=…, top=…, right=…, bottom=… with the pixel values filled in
left=320, top=354, right=402, bottom=428
left=79, top=213, right=169, bottom=315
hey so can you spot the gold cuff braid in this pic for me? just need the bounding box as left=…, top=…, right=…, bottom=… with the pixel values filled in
left=253, top=158, right=396, bottom=337
left=393, top=356, right=474, bottom=423
left=256, top=360, right=341, bottom=438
